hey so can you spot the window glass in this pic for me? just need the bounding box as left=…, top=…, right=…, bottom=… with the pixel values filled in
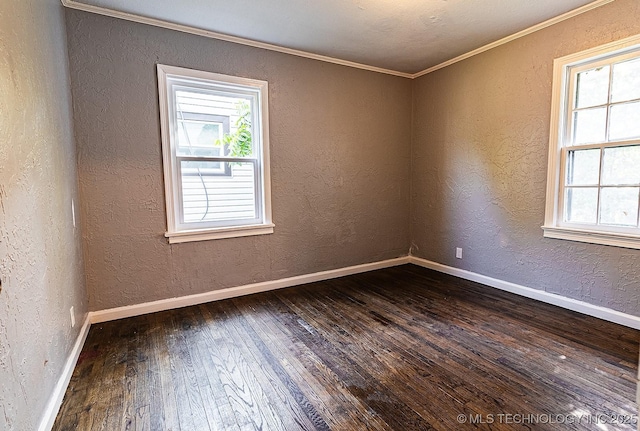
left=598, top=187, right=639, bottom=226
left=611, top=58, right=640, bottom=103
left=575, top=66, right=609, bottom=109
left=571, top=107, right=607, bottom=145
left=564, top=188, right=598, bottom=224
left=609, top=101, right=640, bottom=141
left=181, top=161, right=257, bottom=223
left=566, top=149, right=600, bottom=186
left=601, top=145, right=640, bottom=185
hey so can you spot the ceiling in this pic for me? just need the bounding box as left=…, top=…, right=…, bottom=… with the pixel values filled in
left=67, top=0, right=608, bottom=75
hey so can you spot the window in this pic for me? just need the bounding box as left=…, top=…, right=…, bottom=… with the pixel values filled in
left=543, top=35, right=640, bottom=249
left=157, top=65, right=273, bottom=243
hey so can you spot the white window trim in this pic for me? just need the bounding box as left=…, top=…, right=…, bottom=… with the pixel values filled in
left=543, top=33, right=640, bottom=250
left=157, top=64, right=273, bottom=243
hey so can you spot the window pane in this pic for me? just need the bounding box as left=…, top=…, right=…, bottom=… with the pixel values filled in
left=181, top=159, right=226, bottom=176
left=611, top=57, right=640, bottom=103
left=566, top=149, right=600, bottom=186
left=181, top=161, right=256, bottom=223
left=575, top=65, right=610, bottom=109
left=599, top=187, right=639, bottom=227
left=601, top=145, right=640, bottom=185
left=177, top=121, right=222, bottom=157
left=176, top=90, right=255, bottom=158
left=572, top=107, right=607, bottom=145
left=564, top=187, right=598, bottom=224
left=609, top=101, right=640, bottom=141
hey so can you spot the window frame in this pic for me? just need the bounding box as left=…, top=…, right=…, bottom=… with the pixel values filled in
left=157, top=64, right=273, bottom=244
left=543, top=34, right=640, bottom=250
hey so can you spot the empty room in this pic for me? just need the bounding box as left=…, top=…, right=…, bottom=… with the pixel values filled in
left=2, top=0, right=640, bottom=430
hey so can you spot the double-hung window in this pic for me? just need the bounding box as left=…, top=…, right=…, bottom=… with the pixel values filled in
left=157, top=65, right=273, bottom=243
left=543, top=35, right=640, bottom=249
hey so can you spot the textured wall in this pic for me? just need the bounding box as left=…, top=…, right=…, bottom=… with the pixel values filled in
left=65, top=10, right=412, bottom=311
left=0, top=0, right=89, bottom=429
left=411, top=0, right=640, bottom=315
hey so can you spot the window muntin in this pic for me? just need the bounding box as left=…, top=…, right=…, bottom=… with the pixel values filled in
left=544, top=35, right=640, bottom=249
left=158, top=65, right=272, bottom=243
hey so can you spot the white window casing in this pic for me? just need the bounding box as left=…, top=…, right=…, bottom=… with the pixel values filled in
left=543, top=34, right=640, bottom=250
left=157, top=64, right=273, bottom=243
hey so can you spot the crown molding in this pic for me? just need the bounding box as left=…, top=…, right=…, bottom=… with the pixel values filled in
left=60, top=0, right=413, bottom=79
left=62, top=0, right=614, bottom=79
left=411, top=0, right=615, bottom=78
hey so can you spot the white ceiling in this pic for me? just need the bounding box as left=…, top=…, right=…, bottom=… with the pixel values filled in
left=68, top=0, right=606, bottom=74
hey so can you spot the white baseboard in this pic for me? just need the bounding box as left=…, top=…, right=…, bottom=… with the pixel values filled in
left=409, top=256, right=640, bottom=330
left=89, top=256, right=411, bottom=323
left=38, top=314, right=92, bottom=431
left=90, top=254, right=640, bottom=329
left=37, top=255, right=639, bottom=431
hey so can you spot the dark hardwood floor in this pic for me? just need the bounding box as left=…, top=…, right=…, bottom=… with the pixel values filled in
left=52, top=265, right=639, bottom=430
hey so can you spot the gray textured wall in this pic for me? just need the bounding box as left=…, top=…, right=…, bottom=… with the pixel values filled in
left=65, top=10, right=412, bottom=311
left=411, top=0, right=640, bottom=315
left=0, top=0, right=89, bottom=429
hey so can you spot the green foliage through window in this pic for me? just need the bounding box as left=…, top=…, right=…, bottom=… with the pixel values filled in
left=216, top=101, right=252, bottom=157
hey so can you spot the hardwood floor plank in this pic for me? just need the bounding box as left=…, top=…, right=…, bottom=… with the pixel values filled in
left=225, top=301, right=327, bottom=431
left=197, top=303, right=276, bottom=431
left=177, top=307, right=231, bottom=431
left=237, top=297, right=391, bottom=431
left=278, top=284, right=512, bottom=430
left=188, top=307, right=243, bottom=431
left=52, top=265, right=639, bottom=431
left=103, top=321, right=135, bottom=430
left=165, top=310, right=209, bottom=431
left=290, top=294, right=482, bottom=426
left=352, top=272, right=638, bottom=420
left=160, top=311, right=195, bottom=430
left=131, top=317, right=152, bottom=431
left=266, top=293, right=438, bottom=430
left=149, top=313, right=181, bottom=431
left=330, top=274, right=635, bottom=428
left=121, top=322, right=140, bottom=430
left=215, top=306, right=295, bottom=431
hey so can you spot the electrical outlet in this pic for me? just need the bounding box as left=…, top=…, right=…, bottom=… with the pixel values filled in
left=456, top=247, right=463, bottom=259
left=70, top=306, right=75, bottom=328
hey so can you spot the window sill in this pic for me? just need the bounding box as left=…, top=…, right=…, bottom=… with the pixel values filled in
left=166, top=223, right=275, bottom=244
left=542, top=225, right=640, bottom=250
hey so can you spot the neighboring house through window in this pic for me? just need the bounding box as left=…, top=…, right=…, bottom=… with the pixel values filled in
left=157, top=65, right=273, bottom=243
left=543, top=34, right=640, bottom=249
